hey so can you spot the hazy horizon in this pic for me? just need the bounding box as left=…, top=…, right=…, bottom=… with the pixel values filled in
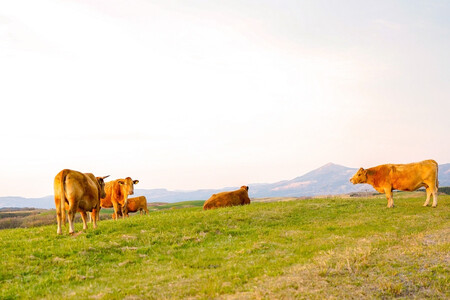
left=1, top=1, right=449, bottom=198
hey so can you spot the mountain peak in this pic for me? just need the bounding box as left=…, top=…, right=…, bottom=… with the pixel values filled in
left=311, top=162, right=350, bottom=173
left=321, top=162, right=337, bottom=168
left=319, top=162, right=350, bottom=169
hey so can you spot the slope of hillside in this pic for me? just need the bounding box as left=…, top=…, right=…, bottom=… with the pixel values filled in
left=1, top=195, right=449, bottom=299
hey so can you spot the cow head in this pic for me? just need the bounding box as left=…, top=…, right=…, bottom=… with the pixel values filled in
left=117, top=177, right=139, bottom=215
left=241, top=186, right=249, bottom=191
left=118, top=177, right=139, bottom=196
left=96, top=175, right=110, bottom=199
left=350, top=168, right=367, bottom=184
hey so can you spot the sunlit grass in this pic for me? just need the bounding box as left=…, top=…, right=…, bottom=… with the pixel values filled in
left=1, top=195, right=449, bottom=299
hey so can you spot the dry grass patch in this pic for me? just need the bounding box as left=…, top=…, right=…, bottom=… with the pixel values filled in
left=225, top=227, right=449, bottom=299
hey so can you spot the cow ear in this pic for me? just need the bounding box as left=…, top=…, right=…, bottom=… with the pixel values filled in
left=133, top=180, right=139, bottom=185
left=246, top=186, right=249, bottom=191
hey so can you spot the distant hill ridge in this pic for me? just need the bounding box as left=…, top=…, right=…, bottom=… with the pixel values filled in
left=1, top=162, right=449, bottom=208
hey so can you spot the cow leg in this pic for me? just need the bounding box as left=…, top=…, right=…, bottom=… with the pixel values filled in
left=56, top=216, right=62, bottom=235
left=432, top=187, right=438, bottom=208
left=112, top=202, right=120, bottom=221
left=423, top=187, right=432, bottom=206
left=80, top=211, right=88, bottom=230
left=67, top=209, right=76, bottom=234
left=55, top=200, right=63, bottom=235
left=91, top=208, right=98, bottom=228
left=385, top=189, right=394, bottom=208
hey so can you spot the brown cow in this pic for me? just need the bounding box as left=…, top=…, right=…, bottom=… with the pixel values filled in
left=109, top=196, right=149, bottom=218
left=203, top=186, right=251, bottom=210
left=123, top=196, right=149, bottom=216
left=350, top=159, right=439, bottom=208
left=100, top=177, right=139, bottom=220
left=54, top=169, right=109, bottom=235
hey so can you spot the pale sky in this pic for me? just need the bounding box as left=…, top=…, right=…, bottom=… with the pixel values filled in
left=1, top=0, right=449, bottom=198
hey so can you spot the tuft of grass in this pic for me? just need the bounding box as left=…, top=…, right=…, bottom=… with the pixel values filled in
left=0, top=195, right=448, bottom=299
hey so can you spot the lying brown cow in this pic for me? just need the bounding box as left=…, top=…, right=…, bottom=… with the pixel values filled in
left=350, top=159, right=439, bottom=208
left=203, top=186, right=251, bottom=210
left=54, top=169, right=109, bottom=235
left=100, top=177, right=139, bottom=220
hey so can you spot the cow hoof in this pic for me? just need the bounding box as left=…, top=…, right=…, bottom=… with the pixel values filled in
left=432, top=205, right=437, bottom=208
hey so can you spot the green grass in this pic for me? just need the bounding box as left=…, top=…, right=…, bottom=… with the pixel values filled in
left=0, top=195, right=449, bottom=299
left=150, top=200, right=205, bottom=210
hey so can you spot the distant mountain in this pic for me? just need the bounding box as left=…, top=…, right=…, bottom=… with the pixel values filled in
left=250, top=163, right=361, bottom=197
left=1, top=163, right=449, bottom=208
left=439, top=163, right=450, bottom=186
left=0, top=196, right=54, bottom=209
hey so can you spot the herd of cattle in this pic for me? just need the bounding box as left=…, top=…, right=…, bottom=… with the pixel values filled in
left=54, top=159, right=439, bottom=234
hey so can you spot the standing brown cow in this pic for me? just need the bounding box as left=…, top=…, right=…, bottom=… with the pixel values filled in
left=54, top=169, right=109, bottom=235
left=203, top=186, right=251, bottom=210
left=350, top=159, right=439, bottom=208
left=123, top=196, right=149, bottom=216
left=100, top=177, right=139, bottom=220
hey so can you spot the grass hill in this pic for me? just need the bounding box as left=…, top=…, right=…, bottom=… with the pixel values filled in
left=1, top=194, right=449, bottom=299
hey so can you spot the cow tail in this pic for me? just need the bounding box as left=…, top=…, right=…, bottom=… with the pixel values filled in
left=59, top=169, right=69, bottom=226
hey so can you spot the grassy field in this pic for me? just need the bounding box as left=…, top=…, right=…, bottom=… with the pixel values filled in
left=0, top=194, right=449, bottom=299
left=149, top=200, right=205, bottom=211
left=0, top=208, right=118, bottom=230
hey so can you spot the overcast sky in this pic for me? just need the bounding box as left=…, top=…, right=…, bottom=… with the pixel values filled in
left=1, top=0, right=449, bottom=198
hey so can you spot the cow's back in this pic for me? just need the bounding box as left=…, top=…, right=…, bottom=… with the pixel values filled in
left=203, top=189, right=250, bottom=210
left=390, top=160, right=438, bottom=191
left=127, top=196, right=147, bottom=212
left=137, top=196, right=147, bottom=208
left=54, top=169, right=100, bottom=210
left=67, top=172, right=100, bottom=210
left=61, top=170, right=90, bottom=199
